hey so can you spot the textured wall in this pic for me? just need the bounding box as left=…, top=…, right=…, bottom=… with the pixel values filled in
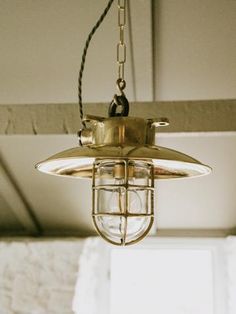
left=0, top=239, right=83, bottom=314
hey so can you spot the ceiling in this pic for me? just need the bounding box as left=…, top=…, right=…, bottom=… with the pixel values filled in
left=0, top=0, right=236, bottom=238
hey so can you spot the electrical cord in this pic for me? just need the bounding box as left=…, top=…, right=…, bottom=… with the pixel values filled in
left=78, top=0, right=115, bottom=127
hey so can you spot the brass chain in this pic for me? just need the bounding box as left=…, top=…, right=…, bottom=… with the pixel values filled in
left=117, top=0, right=126, bottom=89
left=108, top=0, right=129, bottom=117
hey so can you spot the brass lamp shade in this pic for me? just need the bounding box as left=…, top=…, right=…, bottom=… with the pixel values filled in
left=36, top=115, right=211, bottom=179
left=36, top=145, right=211, bottom=179
left=36, top=115, right=211, bottom=178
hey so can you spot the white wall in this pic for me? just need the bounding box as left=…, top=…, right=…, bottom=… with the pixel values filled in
left=0, top=239, right=84, bottom=314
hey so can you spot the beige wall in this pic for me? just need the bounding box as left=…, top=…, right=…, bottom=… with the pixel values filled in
left=155, top=0, right=236, bottom=100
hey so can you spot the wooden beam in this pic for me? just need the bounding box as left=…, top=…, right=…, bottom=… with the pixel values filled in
left=0, top=99, right=235, bottom=134
left=0, top=156, right=42, bottom=235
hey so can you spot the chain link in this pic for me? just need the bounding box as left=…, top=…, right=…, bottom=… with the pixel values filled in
left=117, top=0, right=126, bottom=86
left=109, top=0, right=129, bottom=117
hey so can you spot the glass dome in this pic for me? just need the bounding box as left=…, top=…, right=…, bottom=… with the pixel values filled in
left=92, top=159, right=154, bottom=245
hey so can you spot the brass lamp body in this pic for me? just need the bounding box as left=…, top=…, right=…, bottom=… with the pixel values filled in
left=36, top=115, right=211, bottom=245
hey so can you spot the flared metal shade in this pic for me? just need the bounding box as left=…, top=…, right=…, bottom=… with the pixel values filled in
left=36, top=145, right=211, bottom=179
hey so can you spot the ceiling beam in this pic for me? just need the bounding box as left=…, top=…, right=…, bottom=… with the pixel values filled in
left=0, top=156, right=42, bottom=235
left=0, top=99, right=235, bottom=134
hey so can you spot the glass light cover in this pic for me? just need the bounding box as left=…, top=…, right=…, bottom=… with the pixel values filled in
left=92, top=159, right=154, bottom=245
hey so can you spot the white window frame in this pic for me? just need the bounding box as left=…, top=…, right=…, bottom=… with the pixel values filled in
left=110, top=237, right=227, bottom=314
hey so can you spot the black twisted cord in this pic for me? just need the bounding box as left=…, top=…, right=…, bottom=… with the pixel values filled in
left=78, top=0, right=115, bottom=128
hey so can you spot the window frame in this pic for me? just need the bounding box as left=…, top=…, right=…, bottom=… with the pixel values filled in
left=109, top=237, right=227, bottom=314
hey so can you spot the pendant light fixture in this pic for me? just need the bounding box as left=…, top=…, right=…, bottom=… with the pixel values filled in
left=36, top=0, right=211, bottom=246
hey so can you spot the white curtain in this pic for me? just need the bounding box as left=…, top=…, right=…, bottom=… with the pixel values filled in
left=226, top=236, right=236, bottom=314
left=72, top=237, right=111, bottom=314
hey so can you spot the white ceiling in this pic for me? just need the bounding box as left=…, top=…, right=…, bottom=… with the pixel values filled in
left=0, top=0, right=152, bottom=104
left=1, top=0, right=236, bottom=105
left=155, top=0, right=236, bottom=100
left=0, top=0, right=236, bottom=237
